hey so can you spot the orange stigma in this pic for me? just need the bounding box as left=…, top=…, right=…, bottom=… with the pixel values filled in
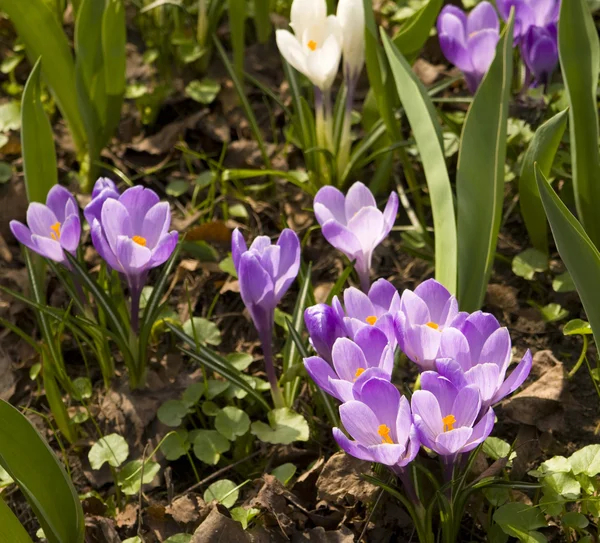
left=366, top=315, right=377, bottom=325
left=354, top=368, right=365, bottom=381
left=308, top=40, right=317, bottom=51
left=132, top=235, right=147, bottom=247
left=50, top=222, right=61, bottom=241
left=426, top=321, right=439, bottom=330
left=442, top=414, right=456, bottom=432
left=378, top=424, right=394, bottom=444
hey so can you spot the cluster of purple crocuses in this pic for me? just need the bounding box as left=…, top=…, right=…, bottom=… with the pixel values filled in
left=10, top=178, right=178, bottom=331
left=438, top=0, right=560, bottom=93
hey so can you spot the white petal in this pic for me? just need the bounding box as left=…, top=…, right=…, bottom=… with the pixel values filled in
left=276, top=29, right=309, bottom=77
left=291, top=0, right=328, bottom=41
left=306, top=31, right=342, bottom=90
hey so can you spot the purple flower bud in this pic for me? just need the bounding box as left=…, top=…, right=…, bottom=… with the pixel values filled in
left=437, top=2, right=500, bottom=93
left=333, top=376, right=420, bottom=467
left=10, top=185, right=81, bottom=266
left=411, top=373, right=495, bottom=457
left=91, top=185, right=178, bottom=299
left=394, top=279, right=466, bottom=371
left=304, top=304, right=347, bottom=363
left=522, top=24, right=558, bottom=87
left=313, top=182, right=398, bottom=292
left=496, top=0, right=559, bottom=40
left=84, top=177, right=120, bottom=226
left=304, top=327, right=394, bottom=402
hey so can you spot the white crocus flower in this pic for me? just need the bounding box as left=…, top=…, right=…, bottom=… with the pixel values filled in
left=275, top=0, right=343, bottom=91
left=337, top=0, right=365, bottom=81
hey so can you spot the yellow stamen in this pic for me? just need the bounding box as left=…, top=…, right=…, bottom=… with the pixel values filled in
left=378, top=424, right=394, bottom=445
left=308, top=39, right=317, bottom=51
left=442, top=414, right=456, bottom=433
left=366, top=315, right=378, bottom=325
left=354, top=368, right=365, bottom=381
left=50, top=222, right=61, bottom=241
left=132, top=235, right=147, bottom=247
left=426, top=321, right=439, bottom=330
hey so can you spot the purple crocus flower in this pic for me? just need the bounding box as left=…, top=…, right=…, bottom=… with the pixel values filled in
left=333, top=376, right=420, bottom=466
left=521, top=24, right=558, bottom=87
left=434, top=311, right=532, bottom=411
left=313, top=182, right=398, bottom=292
left=10, top=185, right=81, bottom=266
left=91, top=185, right=178, bottom=330
left=437, top=2, right=500, bottom=93
left=232, top=228, right=300, bottom=408
left=333, top=278, right=400, bottom=348
left=84, top=177, right=120, bottom=226
left=496, top=0, right=559, bottom=40
left=304, top=326, right=394, bottom=402
left=394, top=279, right=465, bottom=371
left=304, top=303, right=347, bottom=363
left=411, top=373, right=495, bottom=458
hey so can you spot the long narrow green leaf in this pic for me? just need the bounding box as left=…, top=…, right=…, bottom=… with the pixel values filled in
left=167, top=323, right=270, bottom=411
left=518, top=109, right=568, bottom=254
left=558, top=0, right=600, bottom=247
left=42, top=352, right=77, bottom=444
left=253, top=0, right=272, bottom=43
left=536, top=166, right=600, bottom=350
left=456, top=16, right=514, bottom=311
left=392, top=0, right=442, bottom=62
left=0, top=496, right=34, bottom=543
left=21, top=58, right=57, bottom=204
left=381, top=32, right=457, bottom=293
left=0, top=0, right=86, bottom=154
left=227, top=0, right=246, bottom=80
left=0, top=400, right=84, bottom=543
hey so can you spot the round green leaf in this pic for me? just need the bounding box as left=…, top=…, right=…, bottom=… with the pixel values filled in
left=493, top=503, right=547, bottom=541
left=561, top=511, right=589, bottom=530
left=160, top=430, right=190, bottom=461
left=271, top=463, right=297, bottom=486
left=71, top=377, right=92, bottom=401
left=194, top=171, right=215, bottom=189
left=226, top=353, right=253, bottom=371
left=512, top=248, right=548, bottom=280
left=201, top=401, right=220, bottom=417
left=181, top=383, right=204, bottom=407
left=206, top=379, right=230, bottom=399
left=203, top=479, right=238, bottom=508
left=118, top=459, right=160, bottom=495
left=164, top=535, right=193, bottom=543
left=123, top=537, right=143, bottom=543
left=89, top=434, right=129, bottom=470
left=185, top=78, right=221, bottom=104
left=538, top=303, right=569, bottom=323
left=569, top=444, right=600, bottom=476
left=158, top=400, right=189, bottom=427
left=230, top=506, right=260, bottom=529
left=0, top=101, right=21, bottom=132
left=563, top=319, right=593, bottom=336
left=215, top=407, right=250, bottom=441
left=166, top=179, right=189, bottom=197
left=251, top=408, right=309, bottom=445
left=193, top=430, right=230, bottom=465
left=552, top=271, right=576, bottom=293
left=0, top=162, right=12, bottom=184
left=182, top=317, right=222, bottom=346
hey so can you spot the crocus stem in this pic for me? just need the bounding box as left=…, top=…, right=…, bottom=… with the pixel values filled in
left=130, top=284, right=142, bottom=334
left=336, top=77, right=355, bottom=186
left=259, top=326, right=285, bottom=409
left=392, top=466, right=434, bottom=543
left=315, top=86, right=334, bottom=183
left=357, top=261, right=371, bottom=293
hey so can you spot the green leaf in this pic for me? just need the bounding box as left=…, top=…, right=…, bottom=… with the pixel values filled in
left=118, top=459, right=160, bottom=495
left=157, top=400, right=190, bottom=427
left=185, top=78, right=221, bottom=104
left=202, top=400, right=220, bottom=416
left=230, top=506, right=260, bottom=530
left=493, top=503, right=547, bottom=542
left=182, top=317, right=222, bottom=346
left=227, top=0, right=246, bottom=80
left=0, top=399, right=84, bottom=543
left=206, top=379, right=230, bottom=399
left=226, top=353, right=253, bottom=371
left=482, top=437, right=516, bottom=463
left=192, top=430, right=230, bottom=465
left=0, top=497, right=33, bottom=543
left=561, top=512, right=589, bottom=530
left=164, top=535, right=193, bottom=543
left=519, top=109, right=568, bottom=254
left=203, top=479, right=239, bottom=509
left=215, top=407, right=250, bottom=441
left=559, top=0, right=600, bottom=247
left=166, top=179, right=189, bottom=197
left=253, top=0, right=271, bottom=43
left=122, top=538, right=143, bottom=543
left=552, top=271, right=576, bottom=293
left=381, top=31, right=457, bottom=294
left=181, top=383, right=204, bottom=407
left=512, top=248, right=548, bottom=280
left=536, top=167, right=600, bottom=347
left=271, top=463, right=297, bottom=486
left=563, top=319, right=593, bottom=336
left=160, top=430, right=190, bottom=461
left=71, top=377, right=92, bottom=401
left=392, top=0, right=442, bottom=61
left=21, top=58, right=57, bottom=204
left=89, top=433, right=129, bottom=469
left=569, top=444, right=600, bottom=476
left=251, top=408, right=309, bottom=445
left=542, top=472, right=581, bottom=497
left=0, top=101, right=21, bottom=131
left=456, top=15, right=514, bottom=311
left=538, top=303, right=568, bottom=323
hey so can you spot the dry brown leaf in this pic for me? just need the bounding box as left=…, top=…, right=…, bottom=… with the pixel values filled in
left=192, top=505, right=250, bottom=543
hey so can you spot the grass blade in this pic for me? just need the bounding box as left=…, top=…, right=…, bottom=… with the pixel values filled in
left=558, top=0, right=600, bottom=247
left=0, top=497, right=33, bottom=543
left=456, top=16, right=514, bottom=311
left=253, top=0, right=272, bottom=43
left=392, top=0, right=442, bottom=62
left=227, top=0, right=247, bottom=81
left=519, top=109, right=568, bottom=255
left=21, top=57, right=57, bottom=204
left=381, top=32, right=457, bottom=294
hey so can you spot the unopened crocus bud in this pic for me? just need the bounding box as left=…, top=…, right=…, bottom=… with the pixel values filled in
left=314, top=182, right=398, bottom=293
left=10, top=185, right=81, bottom=266
left=304, top=303, right=346, bottom=362
left=437, top=2, right=500, bottom=93
left=496, top=0, right=559, bottom=40
left=521, top=24, right=558, bottom=87
left=275, top=0, right=343, bottom=91
left=84, top=177, right=120, bottom=226
left=337, top=0, right=365, bottom=82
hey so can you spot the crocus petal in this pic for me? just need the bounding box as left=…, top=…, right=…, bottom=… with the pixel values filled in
left=467, top=28, right=499, bottom=76
left=354, top=326, right=388, bottom=367
left=368, top=278, right=398, bottom=313
left=321, top=221, right=363, bottom=257
left=31, top=235, right=65, bottom=263
left=451, top=385, right=481, bottom=428
left=352, top=367, right=392, bottom=397
left=59, top=214, right=81, bottom=253
left=339, top=401, right=381, bottom=446
left=304, top=304, right=346, bottom=362
left=438, top=7, right=467, bottom=47
left=420, top=372, right=457, bottom=415
left=462, top=407, right=495, bottom=452
left=332, top=337, right=368, bottom=381
left=463, top=363, right=500, bottom=404
left=332, top=428, right=374, bottom=462
left=276, top=29, right=309, bottom=78
left=355, top=377, right=400, bottom=436
left=344, top=287, right=375, bottom=321
left=398, top=425, right=421, bottom=467
left=238, top=253, right=275, bottom=309
left=395, top=396, right=413, bottom=445
left=328, top=378, right=354, bottom=402
left=491, top=350, right=532, bottom=404
left=119, top=186, right=160, bottom=232
left=231, top=229, right=248, bottom=273
left=480, top=327, right=512, bottom=372
left=91, top=220, right=120, bottom=270
left=435, top=358, right=468, bottom=389
left=10, top=221, right=35, bottom=251
left=46, top=185, right=76, bottom=224
left=435, top=427, right=472, bottom=456
left=92, top=177, right=118, bottom=199
left=345, top=181, right=376, bottom=220
left=347, top=206, right=385, bottom=253
left=101, top=198, right=132, bottom=254
left=304, top=356, right=339, bottom=397
left=413, top=279, right=453, bottom=325
left=27, top=203, right=58, bottom=237
left=467, top=1, right=499, bottom=34
left=403, top=325, right=442, bottom=369
left=314, top=186, right=347, bottom=225
left=141, top=202, right=171, bottom=248
left=411, top=390, right=443, bottom=442
left=290, top=0, right=327, bottom=40
left=305, top=30, right=342, bottom=90
left=368, top=443, right=407, bottom=465
left=440, top=328, right=471, bottom=371
left=150, top=231, right=178, bottom=267
left=379, top=192, right=399, bottom=243
left=336, top=0, right=365, bottom=77
left=274, top=229, right=300, bottom=302
left=115, top=235, right=152, bottom=274
left=530, top=0, right=559, bottom=26
left=399, top=289, right=431, bottom=324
